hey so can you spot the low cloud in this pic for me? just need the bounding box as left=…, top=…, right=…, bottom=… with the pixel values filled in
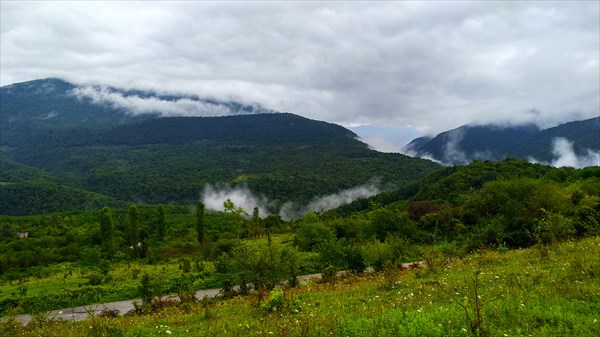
left=279, top=183, right=380, bottom=220
left=70, top=85, right=264, bottom=117
left=200, top=182, right=380, bottom=220
left=549, top=138, right=599, bottom=168
left=442, top=129, right=469, bottom=165
left=201, top=185, right=270, bottom=218
left=530, top=137, right=600, bottom=168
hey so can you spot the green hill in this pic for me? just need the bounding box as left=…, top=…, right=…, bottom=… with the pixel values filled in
left=0, top=79, right=441, bottom=215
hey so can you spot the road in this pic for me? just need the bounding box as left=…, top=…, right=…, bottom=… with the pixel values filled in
left=7, top=262, right=424, bottom=325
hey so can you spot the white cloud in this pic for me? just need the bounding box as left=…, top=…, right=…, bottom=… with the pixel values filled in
left=442, top=129, right=469, bottom=165
left=70, top=86, right=246, bottom=117
left=549, top=138, right=600, bottom=168
left=279, top=183, right=380, bottom=220
left=529, top=137, right=600, bottom=168
left=201, top=182, right=380, bottom=220
left=201, top=185, right=269, bottom=218
left=1, top=2, right=599, bottom=134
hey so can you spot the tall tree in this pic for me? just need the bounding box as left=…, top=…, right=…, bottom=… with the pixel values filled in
left=128, top=204, right=140, bottom=246
left=196, top=201, right=205, bottom=243
left=99, top=207, right=114, bottom=257
left=252, top=206, right=261, bottom=237
left=156, top=204, right=167, bottom=241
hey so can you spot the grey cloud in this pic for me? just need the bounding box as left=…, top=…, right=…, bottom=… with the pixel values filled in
left=1, top=2, right=598, bottom=135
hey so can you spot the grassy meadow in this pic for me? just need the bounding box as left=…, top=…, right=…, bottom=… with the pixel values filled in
left=2, top=236, right=598, bottom=337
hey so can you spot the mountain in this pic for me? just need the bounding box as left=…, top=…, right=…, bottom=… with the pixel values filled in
left=404, top=118, right=600, bottom=166
left=0, top=78, right=441, bottom=215
left=505, top=117, right=600, bottom=162
left=0, top=78, right=272, bottom=147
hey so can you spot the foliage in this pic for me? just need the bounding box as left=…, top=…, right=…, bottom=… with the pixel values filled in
left=7, top=237, right=594, bottom=336
left=0, top=159, right=598, bottom=319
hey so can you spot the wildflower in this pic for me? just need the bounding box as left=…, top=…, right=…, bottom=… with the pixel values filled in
left=166, top=331, right=172, bottom=335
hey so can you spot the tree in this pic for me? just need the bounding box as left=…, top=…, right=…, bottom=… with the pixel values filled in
left=99, top=207, right=114, bottom=257
left=223, top=199, right=248, bottom=238
left=128, top=204, right=140, bottom=246
left=252, top=206, right=262, bottom=238
left=196, top=201, right=205, bottom=243
left=156, top=204, right=167, bottom=241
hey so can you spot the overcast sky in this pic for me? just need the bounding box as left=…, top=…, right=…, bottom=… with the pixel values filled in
left=1, top=1, right=599, bottom=137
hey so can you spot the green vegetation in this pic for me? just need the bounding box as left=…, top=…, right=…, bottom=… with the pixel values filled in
left=0, top=142, right=598, bottom=337
left=2, top=236, right=598, bottom=337
left=1, top=160, right=597, bottom=317
left=1, top=113, right=440, bottom=215
left=2, top=79, right=598, bottom=335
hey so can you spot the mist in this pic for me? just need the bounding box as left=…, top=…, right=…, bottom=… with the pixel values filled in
left=200, top=182, right=381, bottom=220
left=529, top=137, right=600, bottom=168
left=279, top=183, right=380, bottom=220
left=548, top=138, right=599, bottom=168
left=201, top=185, right=270, bottom=218
left=70, top=85, right=258, bottom=117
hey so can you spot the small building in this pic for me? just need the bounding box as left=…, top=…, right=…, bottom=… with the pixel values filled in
left=16, top=231, right=29, bottom=239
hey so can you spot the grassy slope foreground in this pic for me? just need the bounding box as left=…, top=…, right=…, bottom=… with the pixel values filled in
left=2, top=236, right=599, bottom=337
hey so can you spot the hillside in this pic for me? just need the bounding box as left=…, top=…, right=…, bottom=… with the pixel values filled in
left=404, top=118, right=600, bottom=165
left=2, top=236, right=598, bottom=336
left=0, top=158, right=597, bottom=332
left=505, top=117, right=600, bottom=161
left=0, top=79, right=441, bottom=215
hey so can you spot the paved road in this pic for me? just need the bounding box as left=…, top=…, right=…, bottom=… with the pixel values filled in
left=7, top=262, right=424, bottom=325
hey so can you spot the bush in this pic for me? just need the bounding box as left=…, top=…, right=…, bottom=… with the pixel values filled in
left=260, top=288, right=285, bottom=313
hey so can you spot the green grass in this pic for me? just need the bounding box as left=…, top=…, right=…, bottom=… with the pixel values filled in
left=2, top=236, right=599, bottom=336
left=0, top=234, right=303, bottom=315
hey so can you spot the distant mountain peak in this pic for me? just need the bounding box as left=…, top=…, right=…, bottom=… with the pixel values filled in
left=404, top=118, right=599, bottom=167
left=1, top=77, right=279, bottom=135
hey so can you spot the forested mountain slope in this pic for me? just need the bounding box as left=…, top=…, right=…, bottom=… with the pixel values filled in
left=404, top=117, right=600, bottom=165
left=0, top=79, right=441, bottom=215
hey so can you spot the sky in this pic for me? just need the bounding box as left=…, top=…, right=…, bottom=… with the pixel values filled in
left=1, top=1, right=599, bottom=147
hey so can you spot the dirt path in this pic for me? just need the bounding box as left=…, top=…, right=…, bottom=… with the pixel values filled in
left=7, top=262, right=424, bottom=325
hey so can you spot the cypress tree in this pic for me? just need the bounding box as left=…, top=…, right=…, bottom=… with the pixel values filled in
left=99, top=207, right=114, bottom=256
left=196, top=201, right=205, bottom=243
left=156, top=204, right=167, bottom=241
left=128, top=204, right=140, bottom=246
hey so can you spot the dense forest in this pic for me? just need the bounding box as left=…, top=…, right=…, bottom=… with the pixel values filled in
left=1, top=113, right=439, bottom=215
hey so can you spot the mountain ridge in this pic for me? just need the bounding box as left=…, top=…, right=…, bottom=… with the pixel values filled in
left=404, top=117, right=599, bottom=166
left=0, top=78, right=441, bottom=215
